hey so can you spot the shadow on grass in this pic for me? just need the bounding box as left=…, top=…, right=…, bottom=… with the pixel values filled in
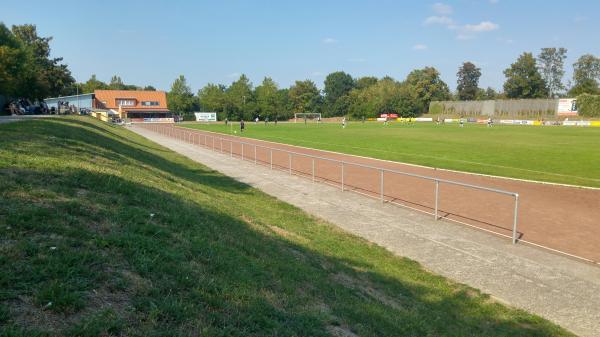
left=0, top=118, right=570, bottom=336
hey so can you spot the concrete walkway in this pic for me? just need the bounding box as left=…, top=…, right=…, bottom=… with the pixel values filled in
left=131, top=125, right=600, bottom=337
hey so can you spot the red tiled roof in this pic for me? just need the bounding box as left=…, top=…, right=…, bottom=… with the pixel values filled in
left=94, top=90, right=169, bottom=111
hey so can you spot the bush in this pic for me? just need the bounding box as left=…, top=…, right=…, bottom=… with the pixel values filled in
left=576, top=94, right=600, bottom=117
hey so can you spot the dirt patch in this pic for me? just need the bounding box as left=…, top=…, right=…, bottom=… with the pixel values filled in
left=267, top=225, right=309, bottom=244
left=327, top=325, right=360, bottom=337
left=5, top=270, right=144, bottom=333
left=331, top=272, right=404, bottom=311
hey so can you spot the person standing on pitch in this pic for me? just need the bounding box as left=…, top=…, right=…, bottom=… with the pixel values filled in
left=342, top=117, right=347, bottom=129
left=265, top=117, right=269, bottom=126
left=240, top=119, right=245, bottom=133
left=459, top=117, right=464, bottom=128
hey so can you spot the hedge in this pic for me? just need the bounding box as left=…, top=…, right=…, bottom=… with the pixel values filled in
left=576, top=94, right=600, bottom=118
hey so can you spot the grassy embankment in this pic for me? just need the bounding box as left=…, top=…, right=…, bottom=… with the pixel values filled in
left=0, top=117, right=574, bottom=336
left=184, top=121, right=600, bottom=188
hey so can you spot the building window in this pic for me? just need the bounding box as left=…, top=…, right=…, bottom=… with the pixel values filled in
left=141, top=101, right=159, bottom=106
left=116, top=99, right=135, bottom=106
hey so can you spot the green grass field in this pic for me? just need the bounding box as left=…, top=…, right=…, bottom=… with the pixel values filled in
left=183, top=121, right=600, bottom=188
left=0, top=117, right=574, bottom=336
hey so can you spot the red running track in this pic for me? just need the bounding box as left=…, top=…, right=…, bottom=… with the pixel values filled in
left=140, top=124, right=600, bottom=264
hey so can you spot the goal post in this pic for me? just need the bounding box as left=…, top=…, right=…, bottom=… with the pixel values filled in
left=294, top=113, right=322, bottom=123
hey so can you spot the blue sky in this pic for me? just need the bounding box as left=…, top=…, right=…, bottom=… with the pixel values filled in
left=3, top=0, right=599, bottom=93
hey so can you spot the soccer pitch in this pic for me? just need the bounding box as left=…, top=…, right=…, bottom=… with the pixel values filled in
left=182, top=121, right=600, bottom=188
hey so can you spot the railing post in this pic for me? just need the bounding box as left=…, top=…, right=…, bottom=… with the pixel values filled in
left=434, top=180, right=439, bottom=220
left=288, top=153, right=292, bottom=175
left=254, top=145, right=257, bottom=165
left=220, top=138, right=223, bottom=152
left=212, top=137, right=215, bottom=151
left=270, top=149, right=273, bottom=169
left=341, top=163, right=345, bottom=191
left=312, top=158, right=315, bottom=182
left=230, top=141, right=233, bottom=157
left=242, top=144, right=244, bottom=160
left=380, top=169, right=384, bottom=203
left=512, top=194, right=519, bottom=244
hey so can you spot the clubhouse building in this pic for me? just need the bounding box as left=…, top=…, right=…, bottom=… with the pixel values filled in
left=44, top=90, right=173, bottom=123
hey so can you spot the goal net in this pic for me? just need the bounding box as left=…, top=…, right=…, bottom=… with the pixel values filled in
left=294, top=113, right=322, bottom=123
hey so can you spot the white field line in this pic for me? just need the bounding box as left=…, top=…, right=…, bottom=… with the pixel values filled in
left=178, top=126, right=600, bottom=191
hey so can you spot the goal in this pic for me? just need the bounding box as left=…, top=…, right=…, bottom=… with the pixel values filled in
left=294, top=113, right=322, bottom=123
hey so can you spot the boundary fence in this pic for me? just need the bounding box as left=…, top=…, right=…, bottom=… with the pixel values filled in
left=140, top=124, right=521, bottom=244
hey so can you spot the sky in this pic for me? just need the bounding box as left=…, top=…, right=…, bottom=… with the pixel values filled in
left=3, top=0, right=599, bottom=93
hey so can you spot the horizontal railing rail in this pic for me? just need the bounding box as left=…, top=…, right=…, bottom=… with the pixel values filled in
left=141, top=124, right=520, bottom=244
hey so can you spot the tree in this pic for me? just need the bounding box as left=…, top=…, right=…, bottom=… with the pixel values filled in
left=81, top=74, right=107, bottom=93
left=167, top=75, right=196, bottom=114
left=569, top=54, right=600, bottom=96
left=0, top=23, right=30, bottom=98
left=198, top=83, right=226, bottom=113
left=456, top=62, right=481, bottom=100
left=143, top=85, right=156, bottom=91
left=9, top=24, right=74, bottom=99
left=537, top=48, right=567, bottom=97
left=255, top=77, right=279, bottom=120
left=348, top=78, right=420, bottom=119
left=403, top=67, right=451, bottom=113
left=108, top=75, right=125, bottom=90
left=288, top=80, right=322, bottom=115
left=323, top=71, right=354, bottom=117
left=225, top=74, right=254, bottom=120
left=503, top=53, right=548, bottom=99
left=482, top=87, right=498, bottom=100
left=354, top=76, right=378, bottom=90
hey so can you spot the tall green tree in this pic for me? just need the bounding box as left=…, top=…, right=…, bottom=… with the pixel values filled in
left=569, top=54, right=600, bottom=96
left=167, top=75, right=196, bottom=114
left=537, top=48, right=567, bottom=97
left=255, top=77, right=279, bottom=119
left=226, top=74, right=254, bottom=120
left=198, top=83, right=226, bottom=113
left=456, top=62, right=481, bottom=101
left=323, top=71, right=354, bottom=117
left=0, top=23, right=30, bottom=98
left=403, top=67, right=451, bottom=113
left=9, top=24, right=74, bottom=99
left=288, top=80, right=322, bottom=115
left=503, top=53, right=548, bottom=99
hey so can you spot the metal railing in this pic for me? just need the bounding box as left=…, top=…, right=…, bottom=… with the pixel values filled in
left=142, top=124, right=521, bottom=244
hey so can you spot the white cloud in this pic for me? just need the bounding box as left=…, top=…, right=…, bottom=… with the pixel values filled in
left=489, top=0, right=499, bottom=4
left=412, top=44, right=428, bottom=51
left=311, top=71, right=324, bottom=77
left=322, top=37, right=338, bottom=44
left=464, top=21, right=499, bottom=32
left=227, top=72, right=240, bottom=78
left=432, top=2, right=453, bottom=15
left=423, top=15, right=456, bottom=27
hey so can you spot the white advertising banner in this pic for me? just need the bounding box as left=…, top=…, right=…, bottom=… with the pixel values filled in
left=415, top=117, right=433, bottom=122
left=194, top=112, right=217, bottom=122
left=557, top=99, right=578, bottom=116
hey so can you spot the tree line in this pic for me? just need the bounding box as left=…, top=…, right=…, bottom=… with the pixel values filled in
left=3, top=23, right=600, bottom=118
left=168, top=48, right=600, bottom=120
